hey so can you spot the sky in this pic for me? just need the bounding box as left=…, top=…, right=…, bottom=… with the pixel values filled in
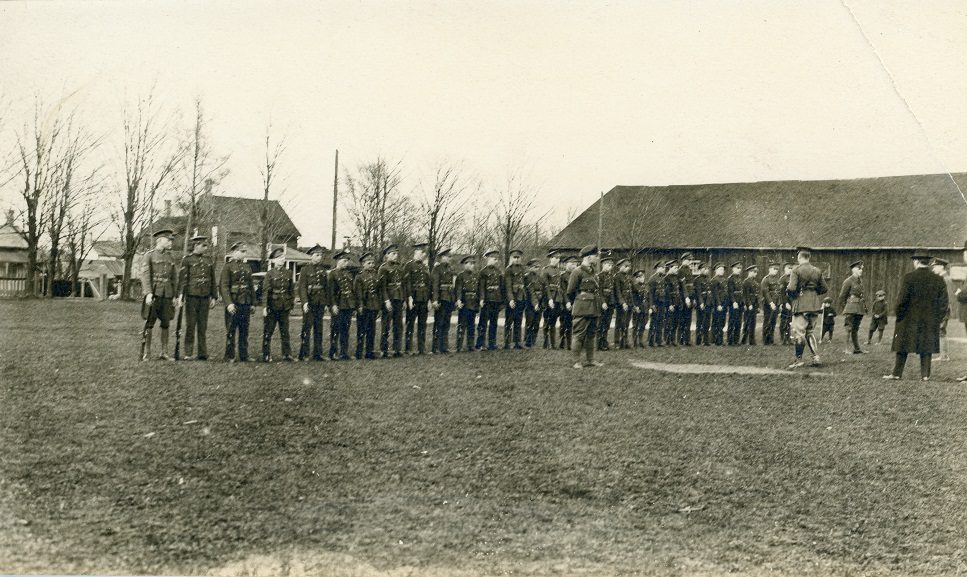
left=1, top=0, right=966, bottom=245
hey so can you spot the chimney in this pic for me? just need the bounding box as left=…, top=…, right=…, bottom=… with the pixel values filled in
left=164, top=200, right=172, bottom=217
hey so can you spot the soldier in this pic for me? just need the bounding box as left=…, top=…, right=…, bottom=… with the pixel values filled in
left=778, top=262, right=795, bottom=345
left=693, top=261, right=711, bottom=345
left=329, top=250, right=356, bottom=360
left=726, top=262, right=744, bottom=345
left=476, top=249, right=503, bottom=351
left=596, top=255, right=618, bottom=350
left=523, top=258, right=547, bottom=348
left=454, top=255, right=479, bottom=352
left=176, top=235, right=217, bottom=360
left=403, top=242, right=432, bottom=355
left=430, top=248, right=456, bottom=354
left=677, top=253, right=696, bottom=345
left=354, top=252, right=381, bottom=359
left=837, top=260, right=867, bottom=355
left=740, top=264, right=759, bottom=345
left=140, top=229, right=179, bottom=361
left=558, top=256, right=578, bottom=350
left=541, top=250, right=563, bottom=349
left=787, top=247, right=828, bottom=369
left=647, top=261, right=667, bottom=346
left=378, top=244, right=405, bottom=358
left=663, top=260, right=684, bottom=347
left=220, top=241, right=255, bottom=362
left=503, top=249, right=526, bottom=350
left=759, top=261, right=781, bottom=345
left=259, top=247, right=295, bottom=362
left=631, top=269, right=649, bottom=348
left=709, top=262, right=728, bottom=346
left=568, top=245, right=605, bottom=368
left=297, top=244, right=329, bottom=361
left=613, top=258, right=633, bottom=349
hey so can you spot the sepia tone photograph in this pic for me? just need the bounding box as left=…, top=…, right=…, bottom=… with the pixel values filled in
left=1, top=1, right=966, bottom=575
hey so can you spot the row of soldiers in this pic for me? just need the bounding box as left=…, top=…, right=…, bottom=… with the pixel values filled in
left=138, top=229, right=805, bottom=362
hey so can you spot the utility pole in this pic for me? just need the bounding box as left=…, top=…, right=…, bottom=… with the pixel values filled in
left=331, top=149, right=339, bottom=250
left=597, top=191, right=604, bottom=253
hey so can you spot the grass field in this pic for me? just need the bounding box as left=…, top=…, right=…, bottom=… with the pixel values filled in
left=2, top=299, right=967, bottom=576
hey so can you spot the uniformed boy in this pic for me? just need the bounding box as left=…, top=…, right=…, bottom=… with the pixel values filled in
left=596, top=255, right=618, bottom=350
left=140, top=229, right=179, bottom=361
left=559, top=256, right=578, bottom=350
left=759, top=261, right=781, bottom=345
left=709, top=262, right=728, bottom=346
left=647, top=261, right=666, bottom=346
left=354, top=252, right=381, bottom=359
left=740, top=264, right=759, bottom=345
left=663, top=260, right=684, bottom=346
left=403, top=243, right=432, bottom=355
left=329, top=250, right=357, bottom=360
left=567, top=245, right=605, bottom=368
left=176, top=235, right=217, bottom=360
left=631, top=269, right=649, bottom=348
left=260, top=247, right=295, bottom=362
left=503, top=249, right=527, bottom=350
left=378, top=244, right=405, bottom=358
left=476, top=249, right=503, bottom=351
left=726, top=262, right=744, bottom=346
left=837, top=260, right=867, bottom=354
left=693, top=261, right=711, bottom=345
left=677, top=253, right=696, bottom=345
left=220, top=241, right=255, bottom=362
left=613, top=258, right=633, bottom=349
left=297, top=244, right=329, bottom=361
left=523, top=257, right=546, bottom=348
left=778, top=262, right=795, bottom=345
left=541, top=251, right=563, bottom=349
left=867, top=289, right=888, bottom=345
left=820, top=297, right=837, bottom=343
left=454, top=255, right=479, bottom=352
left=430, top=248, right=456, bottom=354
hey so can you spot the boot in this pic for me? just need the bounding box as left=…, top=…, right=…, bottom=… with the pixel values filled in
left=160, top=329, right=170, bottom=360
left=542, top=329, right=549, bottom=349
left=142, top=331, right=152, bottom=361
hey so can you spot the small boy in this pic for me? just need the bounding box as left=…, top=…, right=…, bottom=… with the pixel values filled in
left=867, top=289, right=888, bottom=345
left=821, top=296, right=837, bottom=343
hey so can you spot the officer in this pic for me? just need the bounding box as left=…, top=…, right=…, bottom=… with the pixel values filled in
left=541, top=250, right=563, bottom=349
left=378, top=244, right=405, bottom=358
left=837, top=260, right=867, bottom=354
left=693, top=261, right=711, bottom=345
left=503, top=249, right=527, bottom=350
left=613, top=258, right=633, bottom=349
left=677, top=252, right=696, bottom=345
left=260, top=247, right=295, bottom=362
left=176, top=235, right=217, bottom=360
left=726, top=262, right=744, bottom=345
left=354, top=252, right=381, bottom=359
left=663, top=260, right=685, bottom=346
left=558, top=256, right=578, bottom=350
left=740, top=264, right=759, bottom=345
left=329, top=250, right=357, bottom=360
left=787, top=247, right=828, bottom=368
left=403, top=243, right=432, bottom=355
left=631, top=269, right=649, bottom=348
left=476, top=249, right=504, bottom=351
left=523, top=257, right=547, bottom=348
left=647, top=261, right=667, bottom=346
left=454, top=255, right=479, bottom=352
left=778, top=262, right=795, bottom=345
left=297, top=244, right=329, bottom=361
left=567, top=245, right=605, bottom=368
left=596, top=255, right=618, bottom=350
left=140, top=229, right=179, bottom=361
left=709, top=262, right=728, bottom=346
left=430, top=248, right=456, bottom=354
left=760, top=261, right=782, bottom=345
left=220, top=241, right=255, bottom=362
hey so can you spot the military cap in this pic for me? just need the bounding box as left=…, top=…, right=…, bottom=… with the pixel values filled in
left=461, top=255, right=476, bottom=264
left=796, top=246, right=812, bottom=252
left=713, top=262, right=726, bottom=270
left=527, top=258, right=539, bottom=266
left=508, top=249, right=523, bottom=257
left=746, top=264, right=758, bottom=271
left=412, top=242, right=429, bottom=251
left=912, top=253, right=932, bottom=261
left=268, top=247, right=285, bottom=260
left=875, top=289, right=886, bottom=296
left=665, top=259, right=679, bottom=267
left=360, top=251, right=375, bottom=263
left=153, top=229, right=175, bottom=239
left=565, top=256, right=580, bottom=263
left=680, top=252, right=693, bottom=262
left=190, top=234, right=208, bottom=243
left=784, top=262, right=796, bottom=268
left=382, top=244, right=400, bottom=255
left=616, top=258, right=629, bottom=266
left=601, top=256, right=615, bottom=264
left=696, top=261, right=709, bottom=269
left=229, top=241, right=248, bottom=252
left=437, top=248, right=451, bottom=257
left=653, top=261, right=665, bottom=270
left=822, top=296, right=833, bottom=303
left=484, top=248, right=500, bottom=258
left=307, top=244, right=327, bottom=255
left=730, top=261, right=743, bottom=269
left=932, top=257, right=949, bottom=267
left=579, top=245, right=598, bottom=257
left=767, top=261, right=780, bottom=268
left=634, top=269, right=646, bottom=276
left=546, top=249, right=559, bottom=258
left=334, top=250, right=352, bottom=261
left=849, top=260, right=863, bottom=269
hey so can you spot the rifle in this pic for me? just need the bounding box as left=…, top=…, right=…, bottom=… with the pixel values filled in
left=173, top=295, right=185, bottom=360
left=139, top=295, right=150, bottom=360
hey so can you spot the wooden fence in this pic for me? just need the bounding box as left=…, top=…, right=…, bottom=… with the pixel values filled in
left=0, top=277, right=26, bottom=298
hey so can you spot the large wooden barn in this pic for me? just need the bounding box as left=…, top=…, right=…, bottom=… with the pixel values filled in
left=549, top=172, right=967, bottom=300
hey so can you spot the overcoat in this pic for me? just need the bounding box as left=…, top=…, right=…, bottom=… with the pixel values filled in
left=892, top=267, right=948, bottom=354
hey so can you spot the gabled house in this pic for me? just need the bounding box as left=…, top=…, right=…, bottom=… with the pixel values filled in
left=0, top=210, right=29, bottom=298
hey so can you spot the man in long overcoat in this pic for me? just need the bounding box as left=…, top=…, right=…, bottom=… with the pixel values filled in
left=883, top=254, right=948, bottom=381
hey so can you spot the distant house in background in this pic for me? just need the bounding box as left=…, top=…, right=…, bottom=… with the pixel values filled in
left=550, top=172, right=967, bottom=301
left=0, top=210, right=29, bottom=298
left=78, top=240, right=126, bottom=299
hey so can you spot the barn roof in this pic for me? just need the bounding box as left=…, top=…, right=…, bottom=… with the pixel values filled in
left=550, top=172, right=967, bottom=251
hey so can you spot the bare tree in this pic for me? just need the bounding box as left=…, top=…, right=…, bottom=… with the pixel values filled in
left=455, top=200, right=496, bottom=257
left=343, top=156, right=408, bottom=252
left=115, top=91, right=183, bottom=300
left=417, top=160, right=475, bottom=267
left=613, top=188, right=669, bottom=270
left=64, top=190, right=110, bottom=297
left=176, top=99, right=229, bottom=254
left=258, top=125, right=287, bottom=270
left=491, top=171, right=541, bottom=265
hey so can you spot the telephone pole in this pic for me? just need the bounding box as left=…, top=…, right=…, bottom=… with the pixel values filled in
left=331, top=149, right=339, bottom=250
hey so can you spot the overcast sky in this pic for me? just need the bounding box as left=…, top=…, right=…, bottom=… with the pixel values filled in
left=2, top=0, right=966, bottom=245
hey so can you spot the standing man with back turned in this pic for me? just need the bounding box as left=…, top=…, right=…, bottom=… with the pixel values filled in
left=786, top=247, right=828, bottom=369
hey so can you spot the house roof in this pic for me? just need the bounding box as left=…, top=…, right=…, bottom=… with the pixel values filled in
left=80, top=259, right=125, bottom=278
left=0, top=222, right=27, bottom=250
left=91, top=240, right=125, bottom=259
left=550, top=172, right=967, bottom=250
left=147, top=195, right=301, bottom=241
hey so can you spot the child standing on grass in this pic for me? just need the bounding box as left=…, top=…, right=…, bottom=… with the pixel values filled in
left=867, top=289, right=888, bottom=345
left=821, top=296, right=836, bottom=342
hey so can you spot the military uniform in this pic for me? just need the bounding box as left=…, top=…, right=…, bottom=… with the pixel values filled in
left=677, top=264, right=695, bottom=345
left=837, top=266, right=867, bottom=354
left=613, top=264, right=633, bottom=348
left=631, top=272, right=649, bottom=348
left=454, top=261, right=479, bottom=352
left=220, top=258, right=255, bottom=361
left=329, top=259, right=357, bottom=360
left=558, top=263, right=576, bottom=350
left=663, top=267, right=684, bottom=346
left=787, top=253, right=829, bottom=366
left=541, top=261, right=564, bottom=348
left=177, top=250, right=217, bottom=359
left=523, top=262, right=547, bottom=348
left=760, top=269, right=782, bottom=345
left=260, top=265, right=295, bottom=361
left=596, top=264, right=618, bottom=350
left=567, top=252, right=604, bottom=366
left=378, top=257, right=405, bottom=357
left=476, top=256, right=504, bottom=351
left=354, top=260, right=381, bottom=359
left=503, top=257, right=527, bottom=349
left=647, top=267, right=666, bottom=346
left=740, top=270, right=759, bottom=345
left=297, top=258, right=330, bottom=360
left=403, top=257, right=431, bottom=354
left=693, top=270, right=711, bottom=345
left=430, top=257, right=456, bottom=354
left=709, top=269, right=728, bottom=346
left=140, top=248, right=178, bottom=337
left=726, top=268, right=744, bottom=345
left=778, top=267, right=794, bottom=344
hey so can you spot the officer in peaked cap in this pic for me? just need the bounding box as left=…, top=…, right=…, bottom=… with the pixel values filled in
left=647, top=260, right=667, bottom=346
left=403, top=242, right=432, bottom=354
left=725, top=261, right=744, bottom=345
left=522, top=256, right=546, bottom=348
left=567, top=245, right=604, bottom=368
left=259, top=247, right=295, bottom=362
left=176, top=234, right=217, bottom=360
left=298, top=244, right=330, bottom=361
left=430, top=247, right=456, bottom=354
left=787, top=246, right=828, bottom=368
left=838, top=259, right=868, bottom=354
left=454, top=254, right=479, bottom=352
left=595, top=254, right=618, bottom=350
left=220, top=241, right=255, bottom=362
left=353, top=251, right=381, bottom=359
left=759, top=261, right=782, bottom=346
left=612, top=258, right=633, bottom=349
left=708, top=261, right=728, bottom=346
left=740, top=264, right=760, bottom=345
left=778, top=261, right=796, bottom=345
left=329, top=249, right=357, bottom=360
left=541, top=249, right=564, bottom=349
left=139, top=229, right=179, bottom=361
left=378, top=243, right=405, bottom=357
left=476, top=248, right=504, bottom=350
left=557, top=254, right=580, bottom=350
left=503, top=249, right=527, bottom=349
